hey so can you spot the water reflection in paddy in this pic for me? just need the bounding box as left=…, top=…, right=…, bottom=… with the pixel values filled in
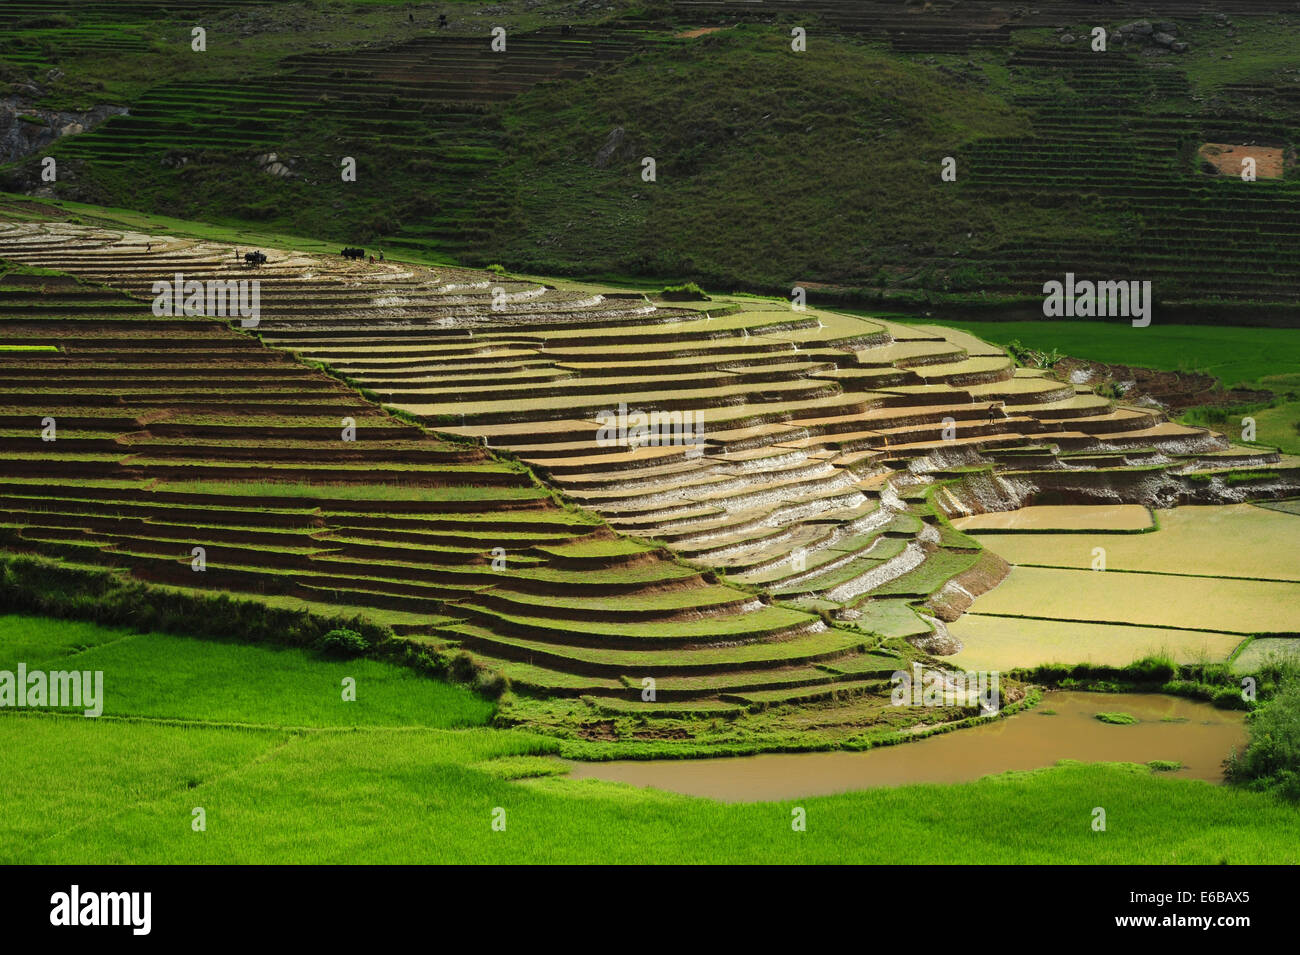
left=567, top=692, right=1246, bottom=802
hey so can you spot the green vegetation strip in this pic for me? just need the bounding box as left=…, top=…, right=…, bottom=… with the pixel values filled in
left=0, top=614, right=1293, bottom=863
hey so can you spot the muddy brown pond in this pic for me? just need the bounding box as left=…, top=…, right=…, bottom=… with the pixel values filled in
left=566, top=692, right=1247, bottom=802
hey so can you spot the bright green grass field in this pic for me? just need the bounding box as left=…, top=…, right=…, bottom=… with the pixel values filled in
left=892, top=320, right=1300, bottom=388
left=0, top=614, right=493, bottom=727
left=1241, top=373, right=1300, bottom=454
left=2, top=615, right=1297, bottom=863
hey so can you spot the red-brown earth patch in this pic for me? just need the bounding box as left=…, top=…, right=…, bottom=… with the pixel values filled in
left=1197, top=143, right=1285, bottom=179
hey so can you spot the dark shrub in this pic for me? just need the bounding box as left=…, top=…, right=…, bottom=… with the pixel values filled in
left=1032, top=663, right=1071, bottom=683
left=316, top=628, right=369, bottom=658
left=475, top=670, right=510, bottom=699
left=1224, top=677, right=1300, bottom=800
left=450, top=650, right=478, bottom=682
left=1213, top=684, right=1249, bottom=709
left=1128, top=655, right=1177, bottom=683
left=660, top=282, right=708, bottom=301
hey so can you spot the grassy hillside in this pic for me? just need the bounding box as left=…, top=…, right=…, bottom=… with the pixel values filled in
left=0, top=0, right=579, bottom=109
left=893, top=318, right=1300, bottom=388
left=486, top=26, right=1042, bottom=287
left=3, top=3, right=1298, bottom=306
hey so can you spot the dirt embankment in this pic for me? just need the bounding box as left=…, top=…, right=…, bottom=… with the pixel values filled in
left=925, top=549, right=1010, bottom=623
left=1054, top=357, right=1271, bottom=414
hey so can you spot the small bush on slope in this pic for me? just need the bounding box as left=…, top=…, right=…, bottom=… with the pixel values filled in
left=1225, top=675, right=1300, bottom=801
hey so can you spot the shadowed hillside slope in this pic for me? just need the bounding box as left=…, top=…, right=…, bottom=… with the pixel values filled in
left=1, top=1, right=1297, bottom=308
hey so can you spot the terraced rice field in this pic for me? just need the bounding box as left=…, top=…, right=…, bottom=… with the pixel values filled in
left=4, top=0, right=1300, bottom=879
left=0, top=220, right=934, bottom=750
left=976, top=567, right=1295, bottom=634
left=0, top=2, right=662, bottom=263
left=953, top=504, right=1154, bottom=532
left=3, top=218, right=1297, bottom=750
left=949, top=617, right=1245, bottom=672
left=967, top=504, right=1300, bottom=582
left=951, top=502, right=1300, bottom=670
left=1233, top=637, right=1300, bottom=674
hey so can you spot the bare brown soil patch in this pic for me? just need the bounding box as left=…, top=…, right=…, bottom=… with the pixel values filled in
left=675, top=26, right=728, bottom=39
left=1053, top=357, right=1272, bottom=414
left=1197, top=143, right=1284, bottom=179
left=578, top=719, right=619, bottom=741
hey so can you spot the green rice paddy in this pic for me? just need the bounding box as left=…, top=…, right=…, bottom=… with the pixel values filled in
left=2, top=614, right=1296, bottom=865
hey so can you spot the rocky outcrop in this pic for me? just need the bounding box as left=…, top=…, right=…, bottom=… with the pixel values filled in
left=1113, top=19, right=1190, bottom=53
left=253, top=152, right=297, bottom=177
left=593, top=126, right=633, bottom=169
left=0, top=94, right=127, bottom=165
left=912, top=612, right=963, bottom=655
